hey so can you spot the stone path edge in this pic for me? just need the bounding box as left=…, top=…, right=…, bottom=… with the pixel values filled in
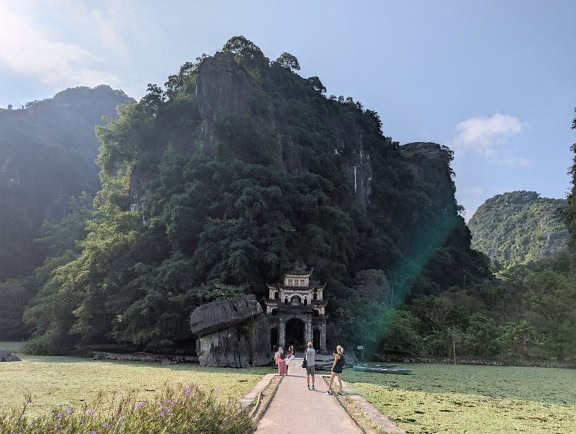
left=240, top=373, right=284, bottom=422
left=322, top=376, right=406, bottom=434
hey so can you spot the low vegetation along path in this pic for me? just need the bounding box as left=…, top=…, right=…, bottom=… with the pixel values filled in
left=257, top=359, right=360, bottom=434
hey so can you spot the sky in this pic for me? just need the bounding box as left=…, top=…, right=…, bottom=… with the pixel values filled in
left=1, top=0, right=575, bottom=217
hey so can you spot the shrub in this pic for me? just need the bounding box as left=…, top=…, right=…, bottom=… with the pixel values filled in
left=379, top=310, right=423, bottom=356
left=0, top=384, right=255, bottom=433
left=461, top=314, right=504, bottom=357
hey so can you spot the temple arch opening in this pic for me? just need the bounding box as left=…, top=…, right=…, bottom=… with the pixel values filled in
left=285, top=317, right=305, bottom=349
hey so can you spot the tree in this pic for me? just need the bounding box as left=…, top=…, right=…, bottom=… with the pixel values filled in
left=524, top=269, right=576, bottom=359
left=222, top=36, right=265, bottom=61
left=307, top=76, right=326, bottom=93
left=274, top=52, right=300, bottom=71
left=566, top=108, right=576, bottom=259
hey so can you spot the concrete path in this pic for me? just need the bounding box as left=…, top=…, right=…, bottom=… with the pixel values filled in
left=257, top=358, right=361, bottom=434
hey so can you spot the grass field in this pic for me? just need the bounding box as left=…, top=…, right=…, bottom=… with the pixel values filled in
left=0, top=342, right=270, bottom=417
left=345, top=363, right=576, bottom=433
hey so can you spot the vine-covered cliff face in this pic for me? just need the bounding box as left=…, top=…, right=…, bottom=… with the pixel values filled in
left=469, top=191, right=568, bottom=269
left=24, top=38, right=490, bottom=350
left=0, top=85, right=131, bottom=279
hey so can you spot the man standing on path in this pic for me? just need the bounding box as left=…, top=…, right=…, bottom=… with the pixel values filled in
left=305, top=342, right=316, bottom=390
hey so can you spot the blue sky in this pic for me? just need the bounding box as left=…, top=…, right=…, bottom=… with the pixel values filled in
left=1, top=0, right=574, bottom=217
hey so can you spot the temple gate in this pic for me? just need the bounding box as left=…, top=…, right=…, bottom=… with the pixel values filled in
left=265, top=263, right=328, bottom=352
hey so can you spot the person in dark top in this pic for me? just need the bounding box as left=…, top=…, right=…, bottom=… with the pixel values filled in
left=326, top=345, right=345, bottom=395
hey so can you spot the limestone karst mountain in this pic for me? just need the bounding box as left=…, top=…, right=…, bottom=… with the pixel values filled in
left=469, top=191, right=568, bottom=269
left=0, top=85, right=131, bottom=280
left=22, top=37, right=490, bottom=351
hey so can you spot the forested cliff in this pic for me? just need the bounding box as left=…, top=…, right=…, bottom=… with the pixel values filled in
left=19, top=37, right=490, bottom=354
left=469, top=191, right=568, bottom=270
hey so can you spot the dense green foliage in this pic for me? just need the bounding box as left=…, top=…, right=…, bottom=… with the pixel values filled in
left=0, top=385, right=254, bottom=433
left=387, top=249, right=576, bottom=360
left=21, top=37, right=489, bottom=354
left=469, top=191, right=567, bottom=270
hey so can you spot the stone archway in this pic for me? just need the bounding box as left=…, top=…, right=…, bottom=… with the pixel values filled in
left=285, top=317, right=305, bottom=350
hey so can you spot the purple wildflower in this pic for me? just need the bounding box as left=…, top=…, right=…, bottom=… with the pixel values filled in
left=215, top=388, right=221, bottom=392
left=27, top=399, right=32, bottom=404
left=167, top=400, right=173, bottom=404
left=65, top=405, right=71, bottom=414
left=136, top=402, right=145, bottom=409
left=160, top=411, right=165, bottom=417
left=86, top=409, right=95, bottom=416
left=80, top=419, right=84, bottom=425
left=103, top=422, right=108, bottom=427
left=119, top=417, right=125, bottom=423
left=57, top=412, right=63, bottom=419
left=185, top=384, right=191, bottom=395
left=91, top=431, right=96, bottom=434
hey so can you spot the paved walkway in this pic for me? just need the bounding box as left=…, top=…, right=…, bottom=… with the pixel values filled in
left=257, top=358, right=361, bottom=434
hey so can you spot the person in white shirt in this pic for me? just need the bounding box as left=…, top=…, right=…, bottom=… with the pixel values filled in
left=305, top=342, right=316, bottom=390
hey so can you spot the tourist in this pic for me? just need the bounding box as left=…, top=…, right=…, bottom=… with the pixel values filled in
left=274, top=346, right=288, bottom=376
left=304, top=342, right=316, bottom=390
left=286, top=344, right=295, bottom=373
left=326, top=345, right=345, bottom=395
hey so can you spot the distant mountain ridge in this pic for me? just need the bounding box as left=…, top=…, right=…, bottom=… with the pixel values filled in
left=0, top=85, right=131, bottom=279
left=468, top=191, right=568, bottom=268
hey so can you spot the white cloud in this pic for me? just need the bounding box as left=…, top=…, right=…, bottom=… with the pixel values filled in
left=451, top=113, right=529, bottom=166
left=0, top=2, right=120, bottom=87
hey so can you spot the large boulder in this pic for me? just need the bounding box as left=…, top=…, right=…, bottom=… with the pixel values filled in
left=190, top=294, right=263, bottom=337
left=190, top=295, right=270, bottom=368
left=0, top=351, right=21, bottom=362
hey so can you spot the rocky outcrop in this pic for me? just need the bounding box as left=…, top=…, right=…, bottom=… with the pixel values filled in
left=190, top=295, right=270, bottom=367
left=538, top=228, right=570, bottom=258
left=0, top=351, right=21, bottom=362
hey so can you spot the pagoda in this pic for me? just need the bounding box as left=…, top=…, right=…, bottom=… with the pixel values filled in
left=265, top=263, right=327, bottom=352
